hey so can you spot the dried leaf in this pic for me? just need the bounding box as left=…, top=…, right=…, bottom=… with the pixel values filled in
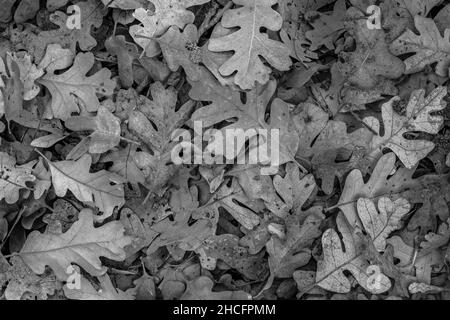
left=181, top=276, right=252, bottom=300
left=364, top=87, right=447, bottom=168
left=20, top=208, right=132, bottom=280
left=3, top=256, right=59, bottom=300
left=390, top=16, right=450, bottom=77
left=65, top=106, right=122, bottom=154
left=357, top=197, right=410, bottom=251
left=337, top=7, right=405, bottom=89
left=64, top=274, right=133, bottom=300
left=305, top=0, right=346, bottom=51
left=208, top=0, right=292, bottom=89
left=105, top=36, right=138, bottom=88
left=316, top=213, right=391, bottom=294
left=130, top=0, right=210, bottom=57
left=0, top=152, right=35, bottom=204
left=39, top=53, right=116, bottom=120
left=44, top=154, right=125, bottom=220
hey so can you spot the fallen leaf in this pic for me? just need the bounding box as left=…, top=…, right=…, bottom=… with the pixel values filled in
left=316, top=213, right=391, bottom=294
left=39, top=52, right=116, bottom=120
left=44, top=154, right=125, bottom=220
left=20, top=208, right=132, bottom=280
left=64, top=274, right=133, bottom=300
left=65, top=106, right=122, bottom=154
left=357, top=197, right=410, bottom=251
left=130, top=0, right=210, bottom=57
left=0, top=152, right=36, bottom=204
left=364, top=86, right=447, bottom=168
left=208, top=0, right=292, bottom=89
left=181, top=276, right=252, bottom=300
left=390, top=16, right=450, bottom=77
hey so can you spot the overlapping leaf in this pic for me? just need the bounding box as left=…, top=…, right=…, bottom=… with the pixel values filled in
left=39, top=53, right=116, bottom=120
left=20, top=209, right=132, bottom=280
left=44, top=154, right=125, bottom=220
left=390, top=16, right=450, bottom=77
left=364, top=87, right=447, bottom=168
left=208, top=0, right=292, bottom=89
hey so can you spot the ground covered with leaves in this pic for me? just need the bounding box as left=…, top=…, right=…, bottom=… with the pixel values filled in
left=0, top=0, right=449, bottom=300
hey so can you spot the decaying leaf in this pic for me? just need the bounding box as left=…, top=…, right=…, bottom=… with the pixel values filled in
left=181, top=276, right=252, bottom=300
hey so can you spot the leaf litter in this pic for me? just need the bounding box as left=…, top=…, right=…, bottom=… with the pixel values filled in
left=0, top=0, right=449, bottom=300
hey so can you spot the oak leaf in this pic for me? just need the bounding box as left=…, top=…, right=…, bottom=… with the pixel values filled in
left=105, top=35, right=138, bottom=89
left=20, top=209, right=132, bottom=280
left=157, top=24, right=202, bottom=80
left=337, top=7, right=404, bottom=89
left=41, top=0, right=105, bottom=53
left=44, top=154, right=125, bottom=220
left=65, top=106, right=122, bottom=154
left=357, top=197, right=410, bottom=252
left=39, top=53, right=116, bottom=120
left=128, top=82, right=193, bottom=192
left=208, top=0, right=292, bottom=89
left=387, top=236, right=443, bottom=284
left=1, top=256, right=58, bottom=300
left=390, top=15, right=450, bottom=77
left=38, top=44, right=74, bottom=73
left=191, top=76, right=299, bottom=169
left=7, top=52, right=43, bottom=101
left=0, top=152, right=36, bottom=204
left=64, top=274, right=133, bottom=300
left=364, top=86, right=447, bottom=168
left=305, top=0, right=346, bottom=51
left=101, top=145, right=146, bottom=185
left=316, top=213, right=391, bottom=294
left=181, top=276, right=252, bottom=300
left=200, top=234, right=269, bottom=280
left=101, top=0, right=145, bottom=9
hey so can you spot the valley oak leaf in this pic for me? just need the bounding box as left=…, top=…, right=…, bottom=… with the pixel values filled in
left=20, top=209, right=132, bottom=280
left=208, top=0, right=292, bottom=89
left=44, top=154, right=125, bottom=220
left=38, top=52, right=116, bottom=120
